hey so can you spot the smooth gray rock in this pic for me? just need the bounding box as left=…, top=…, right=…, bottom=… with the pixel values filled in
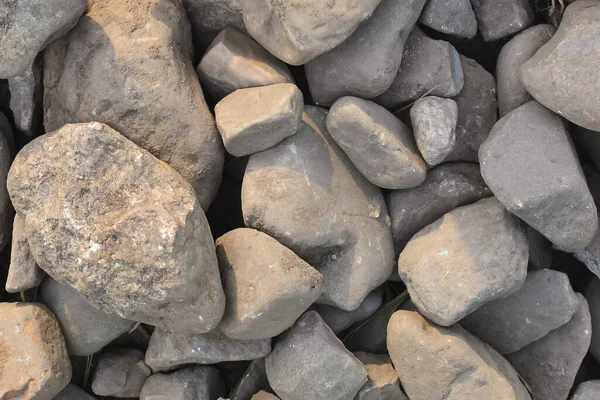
left=140, top=365, right=227, bottom=400
left=53, top=384, right=96, bottom=400
left=585, top=278, right=600, bottom=363
left=185, top=0, right=246, bottom=52
left=398, top=197, right=529, bottom=326
left=572, top=381, right=600, bottom=400
left=471, top=0, right=535, bottom=41
left=410, top=96, right=458, bottom=165
left=527, top=226, right=553, bottom=270
left=230, top=359, right=271, bottom=400
left=479, top=100, right=597, bottom=251
left=7, top=122, right=225, bottom=333
left=305, top=0, right=427, bottom=106
left=92, top=348, right=149, bottom=398
left=353, top=352, right=406, bottom=400
left=8, top=58, right=43, bottom=135
left=497, top=25, right=555, bottom=117
left=266, top=311, right=367, bottom=400
left=419, top=0, right=478, bottom=38
left=326, top=96, right=426, bottom=189
left=461, top=270, right=581, bottom=354
left=6, top=214, right=45, bottom=293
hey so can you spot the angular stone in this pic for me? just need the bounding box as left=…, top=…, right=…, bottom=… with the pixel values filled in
left=585, top=278, right=600, bottom=363
left=410, top=96, right=458, bottom=165
left=92, top=348, right=149, bottom=398
left=54, top=384, right=97, bottom=400
left=496, top=25, right=555, bottom=117
left=479, top=100, right=597, bottom=251
left=461, top=269, right=581, bottom=354
left=419, top=0, right=478, bottom=38
left=239, top=0, right=382, bottom=65
left=471, top=0, right=535, bottom=41
left=572, top=381, right=600, bottom=400
left=230, top=358, right=271, bottom=400
left=8, top=58, right=43, bottom=135
left=305, top=0, right=427, bottom=106
left=353, top=352, right=405, bottom=400
left=6, top=214, right=45, bottom=293
left=252, top=391, right=279, bottom=400
left=266, top=311, right=367, bottom=400
left=387, top=310, right=531, bottom=400
left=215, top=83, right=304, bottom=157
left=0, top=303, right=71, bottom=399
left=242, top=107, right=395, bottom=311
left=185, top=0, right=246, bottom=52
left=527, top=226, right=553, bottom=270
left=326, top=96, right=426, bottom=189
left=398, top=197, right=528, bottom=326
left=7, top=123, right=225, bottom=333
left=140, top=365, right=227, bottom=400
left=43, top=0, right=223, bottom=209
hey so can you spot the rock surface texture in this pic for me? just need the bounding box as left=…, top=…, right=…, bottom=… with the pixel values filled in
left=419, top=0, right=478, bottom=38
left=471, top=0, right=534, bottom=41
left=139, top=365, right=227, bottom=400
left=92, top=348, right=149, bottom=398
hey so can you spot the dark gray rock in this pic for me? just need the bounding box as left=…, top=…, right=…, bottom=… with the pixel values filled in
left=353, top=352, right=406, bottom=400
left=344, top=306, right=392, bottom=354
left=572, top=228, right=600, bottom=278
left=419, top=0, right=478, bottom=38
left=230, top=358, right=271, bottom=400
left=53, top=384, right=96, bottom=400
left=527, top=226, right=553, bottom=270
left=0, top=125, right=12, bottom=253
left=6, top=214, right=45, bottom=293
left=8, top=58, right=43, bottom=135
left=572, top=126, right=600, bottom=173
left=92, top=348, right=149, bottom=398
left=471, top=0, right=535, bottom=41
left=184, top=0, right=246, bottom=52
left=140, top=365, right=227, bottom=400
left=571, top=380, right=600, bottom=400
left=585, top=278, right=600, bottom=363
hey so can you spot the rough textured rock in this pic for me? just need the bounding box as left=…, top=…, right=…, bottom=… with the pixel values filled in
left=527, top=226, right=553, bottom=270
left=353, top=352, right=405, bottom=400
left=585, top=278, right=600, bottom=363
left=92, top=348, right=149, bottom=398
left=242, top=106, right=395, bottom=311
left=184, top=0, right=246, bottom=52
left=326, top=96, right=426, bottom=189
left=43, top=0, right=223, bottom=209
left=387, top=310, right=531, bottom=400
left=507, top=295, right=592, bottom=400
left=521, top=1, right=600, bottom=131
left=239, top=0, right=382, bottom=65
left=266, top=311, right=367, bottom=400
left=54, top=384, right=97, bottom=400
left=229, top=358, right=271, bottom=400
left=572, top=229, right=600, bottom=278
left=419, top=0, right=478, bottom=38
left=8, top=58, right=43, bottom=135
left=471, top=0, right=534, bottom=41
left=398, top=197, right=528, bottom=326
left=497, top=24, right=555, bottom=117
left=6, top=214, right=45, bottom=293
left=0, top=303, right=71, bottom=399
left=140, top=365, right=227, bottom=400
left=572, top=381, right=600, bottom=400
left=7, top=122, right=225, bottom=333
left=215, top=84, right=304, bottom=157
left=479, top=100, right=597, bottom=251
left=461, top=269, right=581, bottom=354
left=410, top=96, right=458, bottom=165
left=305, top=0, right=427, bottom=106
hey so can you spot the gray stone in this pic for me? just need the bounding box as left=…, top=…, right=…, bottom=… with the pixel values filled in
left=252, top=392, right=279, bottom=400
left=185, top=0, right=246, bottom=52
left=585, top=278, right=600, bottom=363
left=507, top=295, right=592, bottom=400
left=239, top=0, right=382, bottom=65
left=43, top=0, right=223, bottom=210
left=572, top=381, right=600, bottom=400
left=497, top=25, right=555, bottom=117
left=419, top=0, right=478, bottom=38
left=40, top=277, right=136, bottom=356
left=387, top=310, right=531, bottom=400
left=353, top=352, right=405, bottom=400
left=140, top=365, right=227, bottom=400
left=53, top=384, right=96, bottom=400
left=572, top=228, right=600, bottom=278
left=521, top=1, right=600, bottom=132
left=326, top=96, right=426, bottom=189
left=7, top=122, right=225, bottom=333
left=145, top=328, right=271, bottom=372
left=242, top=106, right=395, bottom=311
left=6, top=214, right=45, bottom=293
left=230, top=358, right=271, bottom=400
left=527, top=226, right=553, bottom=270
left=305, top=0, right=427, bottom=106
left=479, top=100, right=597, bottom=251
left=344, top=306, right=393, bottom=354
left=92, top=348, right=149, bottom=398
left=8, top=58, right=43, bottom=135
left=398, top=197, right=529, bottom=326
left=471, top=0, right=535, bottom=41
left=410, top=96, right=458, bottom=165
left=215, top=83, right=304, bottom=157
left=461, top=269, right=581, bottom=354
left=266, top=311, right=367, bottom=400
left=0, top=0, right=86, bottom=78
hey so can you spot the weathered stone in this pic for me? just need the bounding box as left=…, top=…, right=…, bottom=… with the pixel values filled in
left=215, top=84, right=304, bottom=157
left=527, top=226, right=553, bottom=270
left=305, top=0, right=427, bottom=106
left=185, top=0, right=246, bottom=52
left=419, top=0, right=478, bottom=38
left=461, top=269, right=581, bottom=354
left=572, top=381, right=600, bottom=400
left=239, top=0, right=382, bottom=65
left=252, top=391, right=279, bottom=400
left=242, top=106, right=395, bottom=311
left=6, top=214, right=45, bottom=293
left=54, top=384, right=96, bottom=400
left=7, top=123, right=225, bottom=333
left=92, top=348, right=149, bottom=398
left=353, top=352, right=405, bottom=400
left=497, top=25, right=555, bottom=117
left=479, top=100, right=597, bottom=251
left=230, top=358, right=271, bottom=400
left=140, top=365, right=227, bottom=400
left=471, top=0, right=534, bottom=41
left=507, top=295, right=592, bottom=400
left=0, top=303, right=71, bottom=399
left=326, top=96, right=426, bottom=189
left=266, top=311, right=367, bottom=400
left=43, top=0, right=223, bottom=209
left=8, top=58, right=43, bottom=135
left=387, top=310, right=531, bottom=400
left=398, top=197, right=528, bottom=326
left=585, top=278, right=600, bottom=363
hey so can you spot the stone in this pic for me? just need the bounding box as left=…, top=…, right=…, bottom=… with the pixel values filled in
left=479, top=100, right=597, bottom=251
left=145, top=328, right=271, bottom=372
left=239, top=0, right=382, bottom=65
left=8, top=58, right=43, bottom=135
left=326, top=96, right=426, bottom=189
left=572, top=381, right=600, bottom=400
left=305, top=0, right=427, bottom=106
left=230, top=358, right=271, bottom=400
left=215, top=84, right=304, bottom=157
left=585, top=278, right=600, bottom=363
left=0, top=303, right=71, bottom=399
left=54, top=384, right=97, bottom=400
left=43, top=0, right=223, bottom=210
left=0, top=0, right=86, bottom=78
left=7, top=122, right=225, bottom=333
left=387, top=310, right=531, bottom=400
left=374, top=27, right=463, bottom=109
left=252, top=391, right=279, bottom=400
left=6, top=214, right=45, bottom=293
left=40, top=277, right=136, bottom=356
left=471, top=0, right=535, bottom=41
left=242, top=106, right=395, bottom=311
left=344, top=305, right=393, bottom=354
left=184, top=0, right=246, bottom=52
left=387, top=162, right=492, bottom=254
left=521, top=1, right=600, bottom=132
left=507, top=295, right=592, bottom=400
left=527, top=226, right=553, bottom=270
left=461, top=269, right=581, bottom=354
left=266, top=311, right=367, bottom=400
left=353, top=352, right=406, bottom=400
left=140, top=365, right=227, bottom=400
left=496, top=25, right=555, bottom=117
left=398, top=197, right=528, bottom=326
left=92, top=348, right=149, bottom=398
left=410, top=96, right=458, bottom=166
left=419, top=0, right=478, bottom=38
left=197, top=27, right=294, bottom=100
